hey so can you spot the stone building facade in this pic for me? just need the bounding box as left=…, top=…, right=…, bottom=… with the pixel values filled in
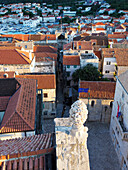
left=79, top=81, right=116, bottom=123
left=110, top=70, right=128, bottom=170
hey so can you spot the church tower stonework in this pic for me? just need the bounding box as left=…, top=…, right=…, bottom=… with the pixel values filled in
left=54, top=100, right=90, bottom=170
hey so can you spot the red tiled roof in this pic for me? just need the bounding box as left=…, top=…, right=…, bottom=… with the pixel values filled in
left=0, top=96, right=10, bottom=111
left=94, top=51, right=102, bottom=59
left=96, top=28, right=105, bottom=31
left=30, top=34, right=56, bottom=41
left=63, top=55, right=80, bottom=66
left=0, top=78, right=36, bottom=133
left=33, top=45, right=57, bottom=53
left=63, top=42, right=72, bottom=50
left=108, top=34, right=126, bottom=39
left=0, top=133, right=52, bottom=156
left=0, top=133, right=53, bottom=166
left=102, top=48, right=116, bottom=58
left=79, top=81, right=116, bottom=99
left=16, top=74, right=56, bottom=89
left=95, top=22, right=106, bottom=26
left=0, top=48, right=32, bottom=64
left=1, top=34, right=29, bottom=41
left=35, top=52, right=57, bottom=64
left=72, top=41, right=93, bottom=50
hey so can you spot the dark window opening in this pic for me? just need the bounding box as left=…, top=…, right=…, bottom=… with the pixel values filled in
left=91, top=100, right=95, bottom=107
left=105, top=106, right=107, bottom=112
left=44, top=93, right=48, bottom=98
left=110, top=101, right=113, bottom=108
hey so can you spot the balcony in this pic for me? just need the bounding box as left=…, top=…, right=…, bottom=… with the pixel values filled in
left=114, top=116, right=128, bottom=142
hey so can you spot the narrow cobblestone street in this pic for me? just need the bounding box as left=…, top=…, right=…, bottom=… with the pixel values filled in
left=86, top=122, right=121, bottom=170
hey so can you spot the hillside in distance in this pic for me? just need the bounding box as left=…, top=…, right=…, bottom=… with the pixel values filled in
left=106, top=0, right=128, bottom=10
left=0, top=0, right=128, bottom=11
left=0, top=0, right=76, bottom=5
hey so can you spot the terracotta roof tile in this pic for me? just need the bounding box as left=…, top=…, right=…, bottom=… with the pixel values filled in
left=79, top=81, right=116, bottom=99
left=35, top=52, right=57, bottom=64
left=0, top=49, right=32, bottom=64
left=33, top=45, right=57, bottom=53
left=16, top=74, right=56, bottom=89
left=108, top=34, right=126, bottom=39
left=0, top=133, right=53, bottom=158
left=95, top=22, right=106, bottom=26
left=102, top=48, right=115, bottom=58
left=63, top=42, right=72, bottom=50
left=72, top=41, right=93, bottom=50
left=1, top=34, right=29, bottom=41
left=63, top=55, right=80, bottom=65
left=115, top=49, right=128, bottom=66
left=94, top=51, right=102, bottom=59
left=0, top=78, right=36, bottom=133
left=96, top=28, right=105, bottom=31
left=29, top=34, right=56, bottom=41
left=0, top=96, right=10, bottom=111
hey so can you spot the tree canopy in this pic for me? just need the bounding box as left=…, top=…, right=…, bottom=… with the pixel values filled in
left=72, top=64, right=102, bottom=82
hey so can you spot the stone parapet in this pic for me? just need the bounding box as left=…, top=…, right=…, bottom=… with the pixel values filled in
left=55, top=100, right=90, bottom=170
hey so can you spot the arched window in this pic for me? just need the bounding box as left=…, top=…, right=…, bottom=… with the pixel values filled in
left=110, top=101, right=113, bottom=108
left=91, top=100, right=95, bottom=107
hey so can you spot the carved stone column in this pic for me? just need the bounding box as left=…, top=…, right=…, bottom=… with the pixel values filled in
left=55, top=100, right=90, bottom=170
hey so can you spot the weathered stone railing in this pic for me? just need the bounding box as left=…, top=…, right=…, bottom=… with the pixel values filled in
left=54, top=100, right=90, bottom=170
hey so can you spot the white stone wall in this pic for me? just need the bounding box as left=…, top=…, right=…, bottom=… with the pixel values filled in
left=0, top=131, right=35, bottom=141
left=80, top=57, right=99, bottom=68
left=102, top=57, right=117, bottom=78
left=43, top=89, right=56, bottom=102
left=55, top=118, right=90, bottom=170
left=54, top=101, right=90, bottom=170
left=110, top=79, right=128, bottom=169
left=80, top=98, right=113, bottom=123
left=0, top=64, right=31, bottom=74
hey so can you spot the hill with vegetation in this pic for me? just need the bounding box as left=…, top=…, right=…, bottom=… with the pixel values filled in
left=106, top=0, right=128, bottom=10
left=0, top=0, right=128, bottom=11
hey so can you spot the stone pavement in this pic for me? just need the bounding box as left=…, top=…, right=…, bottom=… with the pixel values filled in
left=86, top=122, right=121, bottom=170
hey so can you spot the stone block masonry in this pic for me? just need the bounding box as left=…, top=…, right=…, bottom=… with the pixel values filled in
left=54, top=100, right=90, bottom=170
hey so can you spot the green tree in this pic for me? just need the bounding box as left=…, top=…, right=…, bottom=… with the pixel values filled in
left=62, top=16, right=71, bottom=24
left=72, top=64, right=102, bottom=82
